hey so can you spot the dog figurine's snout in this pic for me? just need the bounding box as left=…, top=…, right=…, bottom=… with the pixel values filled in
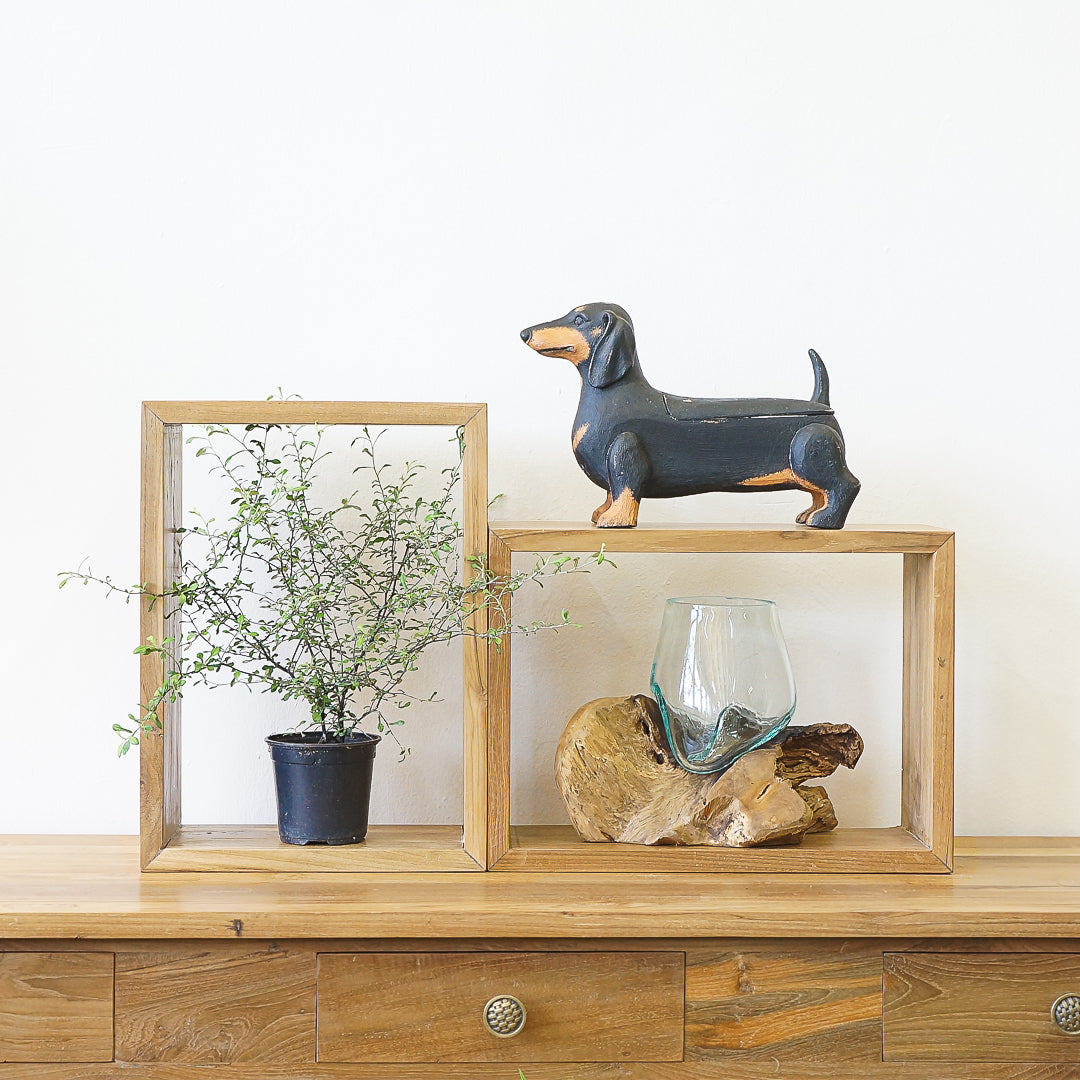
left=520, top=301, right=860, bottom=529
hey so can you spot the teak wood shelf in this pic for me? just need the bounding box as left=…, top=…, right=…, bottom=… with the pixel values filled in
left=140, top=399, right=953, bottom=875
left=487, top=522, right=954, bottom=873
left=140, top=401, right=489, bottom=872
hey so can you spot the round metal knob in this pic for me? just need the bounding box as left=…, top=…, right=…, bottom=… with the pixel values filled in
left=1052, top=993, right=1080, bottom=1034
left=483, top=994, right=526, bottom=1038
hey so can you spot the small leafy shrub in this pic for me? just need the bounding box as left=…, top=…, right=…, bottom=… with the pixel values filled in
left=62, top=419, right=608, bottom=756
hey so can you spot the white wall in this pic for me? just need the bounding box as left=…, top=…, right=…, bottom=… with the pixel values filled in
left=2, top=1, right=1077, bottom=837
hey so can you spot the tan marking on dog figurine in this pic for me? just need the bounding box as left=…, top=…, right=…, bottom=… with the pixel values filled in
left=596, top=487, right=639, bottom=528
left=590, top=492, right=613, bottom=524
left=526, top=325, right=592, bottom=363
left=738, top=468, right=830, bottom=524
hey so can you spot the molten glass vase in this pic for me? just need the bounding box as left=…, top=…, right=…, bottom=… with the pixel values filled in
left=650, top=596, right=796, bottom=775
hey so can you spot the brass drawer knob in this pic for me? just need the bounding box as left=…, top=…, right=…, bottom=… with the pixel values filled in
left=1052, top=993, right=1080, bottom=1034
left=483, top=994, right=526, bottom=1038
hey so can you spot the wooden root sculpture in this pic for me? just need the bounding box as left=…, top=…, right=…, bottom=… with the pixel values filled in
left=520, top=303, right=860, bottom=528
left=554, top=695, right=863, bottom=848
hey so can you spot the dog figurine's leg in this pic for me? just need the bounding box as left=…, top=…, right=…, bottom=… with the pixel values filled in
left=795, top=487, right=827, bottom=525
left=591, top=492, right=613, bottom=524
left=790, top=423, right=862, bottom=529
left=595, top=432, right=646, bottom=528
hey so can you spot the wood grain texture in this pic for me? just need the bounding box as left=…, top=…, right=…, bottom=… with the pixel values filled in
left=883, top=952, right=1080, bottom=1062
left=143, top=401, right=486, bottom=425
left=485, top=532, right=513, bottom=868
left=773, top=723, right=864, bottom=783
left=902, top=537, right=955, bottom=869
left=491, top=521, right=953, bottom=554
left=0, top=952, right=113, bottom=1063
left=461, top=406, right=489, bottom=870
left=498, top=824, right=943, bottom=873
left=5, top=1060, right=1080, bottom=1078
left=686, top=940, right=883, bottom=1062
left=115, top=945, right=314, bottom=1063
left=316, top=951, right=684, bottom=1062
left=4, top=938, right=1080, bottom=1075
left=554, top=699, right=851, bottom=847
left=139, top=408, right=182, bottom=868
left=1, top=837, right=1077, bottom=941
left=146, top=825, right=477, bottom=872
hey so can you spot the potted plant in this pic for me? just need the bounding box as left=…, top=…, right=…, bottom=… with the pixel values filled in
left=62, top=418, right=606, bottom=845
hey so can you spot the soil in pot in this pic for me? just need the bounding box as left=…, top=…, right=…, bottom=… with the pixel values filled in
left=266, top=731, right=381, bottom=845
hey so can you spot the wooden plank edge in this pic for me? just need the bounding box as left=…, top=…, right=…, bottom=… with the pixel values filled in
left=143, top=401, right=487, bottom=425
left=931, top=533, right=955, bottom=871
left=485, top=533, right=513, bottom=869
left=138, top=405, right=167, bottom=870
left=8, top=1063, right=1080, bottom=1078
left=490, top=522, right=953, bottom=554
left=461, top=405, right=489, bottom=870
left=144, top=825, right=482, bottom=872
left=145, top=847, right=484, bottom=873
left=490, top=829, right=951, bottom=874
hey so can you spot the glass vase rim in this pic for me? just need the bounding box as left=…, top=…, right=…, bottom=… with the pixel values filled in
left=663, top=594, right=777, bottom=609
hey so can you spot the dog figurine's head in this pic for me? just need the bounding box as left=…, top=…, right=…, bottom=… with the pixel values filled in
left=520, top=303, right=636, bottom=388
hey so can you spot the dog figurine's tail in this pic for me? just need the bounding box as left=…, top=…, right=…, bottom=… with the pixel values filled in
left=808, top=349, right=830, bottom=406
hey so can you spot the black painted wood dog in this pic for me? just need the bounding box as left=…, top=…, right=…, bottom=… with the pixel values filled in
left=520, top=302, right=860, bottom=528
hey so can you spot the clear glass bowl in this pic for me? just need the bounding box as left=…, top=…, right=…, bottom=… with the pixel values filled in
left=650, top=596, right=796, bottom=774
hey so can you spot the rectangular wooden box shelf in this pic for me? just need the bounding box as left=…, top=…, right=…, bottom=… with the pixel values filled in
left=487, top=522, right=955, bottom=874
left=140, top=401, right=489, bottom=873
left=140, top=399, right=952, bottom=875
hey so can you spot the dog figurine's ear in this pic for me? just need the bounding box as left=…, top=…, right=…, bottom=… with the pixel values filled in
left=587, top=309, right=635, bottom=388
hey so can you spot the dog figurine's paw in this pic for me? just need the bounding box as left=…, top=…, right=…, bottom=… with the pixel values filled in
left=594, top=490, right=639, bottom=528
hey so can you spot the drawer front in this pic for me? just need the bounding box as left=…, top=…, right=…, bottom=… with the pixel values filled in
left=884, top=952, right=1080, bottom=1062
left=114, top=945, right=314, bottom=1063
left=0, top=952, right=113, bottom=1063
left=317, top=950, right=685, bottom=1063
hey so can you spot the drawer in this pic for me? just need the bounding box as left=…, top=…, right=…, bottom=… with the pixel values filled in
left=114, top=945, right=314, bottom=1063
left=317, top=950, right=684, bottom=1062
left=0, top=952, right=113, bottom=1063
left=883, top=952, right=1080, bottom=1062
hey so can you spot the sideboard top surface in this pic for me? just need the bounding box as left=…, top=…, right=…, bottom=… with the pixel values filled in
left=0, top=837, right=1075, bottom=941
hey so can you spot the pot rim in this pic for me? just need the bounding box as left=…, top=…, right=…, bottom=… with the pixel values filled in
left=266, top=730, right=381, bottom=746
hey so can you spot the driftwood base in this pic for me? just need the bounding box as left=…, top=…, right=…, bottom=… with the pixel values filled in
left=554, top=695, right=863, bottom=848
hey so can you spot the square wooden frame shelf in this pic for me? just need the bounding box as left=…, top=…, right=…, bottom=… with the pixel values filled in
left=487, top=522, right=955, bottom=874
left=139, top=401, right=489, bottom=872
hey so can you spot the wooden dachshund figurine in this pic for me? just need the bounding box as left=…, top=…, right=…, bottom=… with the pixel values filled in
left=520, top=303, right=861, bottom=529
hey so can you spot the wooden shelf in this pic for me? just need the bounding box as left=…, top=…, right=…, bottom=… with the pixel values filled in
left=489, top=522, right=955, bottom=874
left=147, top=825, right=479, bottom=872
left=498, top=826, right=944, bottom=873
left=138, top=397, right=954, bottom=878
left=139, top=401, right=490, bottom=873
left=490, top=520, right=953, bottom=554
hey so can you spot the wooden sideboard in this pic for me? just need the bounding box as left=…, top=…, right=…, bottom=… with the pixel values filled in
left=1, top=836, right=1079, bottom=1077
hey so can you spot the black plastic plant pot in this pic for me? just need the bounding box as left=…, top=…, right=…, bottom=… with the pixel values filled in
left=266, top=731, right=381, bottom=846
